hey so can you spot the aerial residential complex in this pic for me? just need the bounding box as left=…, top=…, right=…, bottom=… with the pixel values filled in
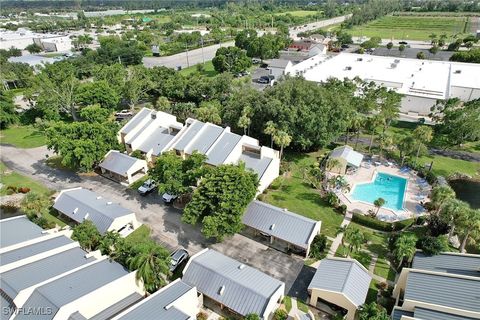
left=283, top=52, right=480, bottom=117
left=115, top=108, right=280, bottom=194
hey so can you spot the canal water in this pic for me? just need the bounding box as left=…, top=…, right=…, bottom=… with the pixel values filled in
left=449, top=179, right=480, bottom=209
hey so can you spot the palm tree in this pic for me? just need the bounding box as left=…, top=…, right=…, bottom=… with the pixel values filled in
left=413, top=126, right=433, bottom=162
left=429, top=33, right=438, bottom=45
left=398, top=135, right=416, bottom=166
left=272, top=130, right=292, bottom=161
left=378, top=133, right=393, bottom=160
left=440, top=199, right=469, bottom=239
left=430, top=185, right=456, bottom=214
left=127, top=244, right=170, bottom=292
left=459, top=209, right=480, bottom=253
left=344, top=226, right=365, bottom=256
left=393, top=233, right=417, bottom=269
left=373, top=198, right=386, bottom=217
left=365, top=116, right=382, bottom=153
left=336, top=225, right=348, bottom=246
left=264, top=121, right=277, bottom=148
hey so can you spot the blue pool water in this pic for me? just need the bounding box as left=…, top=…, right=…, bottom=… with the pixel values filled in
left=351, top=173, right=407, bottom=211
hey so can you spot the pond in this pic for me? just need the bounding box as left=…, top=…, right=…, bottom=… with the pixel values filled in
left=449, top=179, right=480, bottom=209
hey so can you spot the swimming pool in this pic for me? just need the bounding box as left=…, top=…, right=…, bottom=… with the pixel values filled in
left=351, top=172, right=407, bottom=211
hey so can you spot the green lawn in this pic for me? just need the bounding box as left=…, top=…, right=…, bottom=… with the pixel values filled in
left=297, top=299, right=309, bottom=313
left=44, top=210, right=67, bottom=227
left=346, top=15, right=469, bottom=41
left=125, top=224, right=151, bottom=246
left=262, top=152, right=344, bottom=238
left=283, top=296, right=292, bottom=313
left=274, top=10, right=319, bottom=17
left=418, top=154, right=480, bottom=178
left=366, top=279, right=379, bottom=304
left=353, top=223, right=391, bottom=257
left=0, top=162, right=52, bottom=196
left=0, top=125, right=46, bottom=148
left=374, top=258, right=397, bottom=282
left=179, top=61, right=218, bottom=78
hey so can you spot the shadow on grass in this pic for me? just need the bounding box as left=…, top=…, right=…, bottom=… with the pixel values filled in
left=366, top=243, right=389, bottom=257
left=297, top=192, right=328, bottom=207
left=352, top=251, right=372, bottom=269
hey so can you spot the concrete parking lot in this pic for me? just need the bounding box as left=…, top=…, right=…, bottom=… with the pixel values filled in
left=1, top=144, right=312, bottom=295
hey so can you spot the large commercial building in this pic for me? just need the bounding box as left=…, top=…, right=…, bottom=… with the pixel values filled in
left=285, top=52, right=480, bottom=117
left=117, top=108, right=280, bottom=194
left=392, top=252, right=480, bottom=320
left=0, top=29, right=72, bottom=52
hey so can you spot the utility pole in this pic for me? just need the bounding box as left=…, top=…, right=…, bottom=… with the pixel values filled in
left=201, top=37, right=205, bottom=64
left=185, top=42, right=190, bottom=68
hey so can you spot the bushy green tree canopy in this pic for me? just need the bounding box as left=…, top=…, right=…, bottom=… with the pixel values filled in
left=212, top=46, right=252, bottom=73
left=182, top=163, right=258, bottom=241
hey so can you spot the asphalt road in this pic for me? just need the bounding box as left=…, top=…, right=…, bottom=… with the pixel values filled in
left=289, top=14, right=352, bottom=39
left=0, top=144, right=307, bottom=294
left=143, top=41, right=235, bottom=69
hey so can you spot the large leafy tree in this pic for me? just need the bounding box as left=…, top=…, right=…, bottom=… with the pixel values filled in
left=433, top=99, right=480, bottom=147
left=0, top=92, right=18, bottom=129
left=96, top=36, right=145, bottom=66
left=440, top=199, right=470, bottom=240
left=430, top=185, right=456, bottom=214
left=127, top=242, right=170, bottom=292
left=182, top=163, right=258, bottom=241
left=72, top=220, right=102, bottom=251
left=150, top=151, right=207, bottom=196
left=32, top=61, right=79, bottom=120
left=79, top=104, right=111, bottom=123
left=393, top=233, right=418, bottom=269
left=458, top=208, right=480, bottom=252
left=123, top=65, right=154, bottom=109
left=20, top=192, right=51, bottom=219
left=412, top=125, right=433, bottom=162
left=75, top=80, right=120, bottom=110
left=212, top=46, right=252, bottom=73
left=45, top=120, right=120, bottom=172
left=344, top=226, right=365, bottom=255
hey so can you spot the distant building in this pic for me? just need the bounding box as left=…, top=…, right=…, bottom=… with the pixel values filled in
left=285, top=52, right=480, bottom=118
left=182, top=249, right=285, bottom=319
left=328, top=145, right=364, bottom=174
left=392, top=251, right=480, bottom=320
left=0, top=29, right=72, bottom=51
left=308, top=258, right=372, bottom=320
left=53, top=187, right=140, bottom=235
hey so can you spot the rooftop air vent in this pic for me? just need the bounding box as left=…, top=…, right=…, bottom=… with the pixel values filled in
left=391, top=63, right=397, bottom=68
left=394, top=59, right=400, bottom=63
left=345, top=66, right=352, bottom=71
left=219, top=286, right=225, bottom=296
left=283, top=208, right=288, bottom=212
left=270, top=224, right=276, bottom=230
left=357, top=58, right=363, bottom=61
left=73, top=208, right=78, bottom=214
left=238, top=264, right=246, bottom=270
left=151, top=111, right=157, bottom=119
left=96, top=196, right=102, bottom=200
left=454, top=70, right=461, bottom=74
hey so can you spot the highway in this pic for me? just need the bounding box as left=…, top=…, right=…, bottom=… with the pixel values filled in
left=143, top=41, right=235, bottom=69
left=288, top=14, right=352, bottom=39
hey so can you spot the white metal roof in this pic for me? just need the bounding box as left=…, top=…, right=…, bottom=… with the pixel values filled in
left=330, top=145, right=364, bottom=167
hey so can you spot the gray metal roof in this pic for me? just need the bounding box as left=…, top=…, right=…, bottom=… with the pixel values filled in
left=53, top=188, right=132, bottom=234
left=414, top=307, right=477, bottom=320
left=412, top=252, right=480, bottom=277
left=308, top=258, right=371, bottom=307
left=243, top=200, right=318, bottom=249
left=0, top=235, right=73, bottom=266
left=137, top=126, right=176, bottom=155
left=391, top=308, right=413, bottom=320
left=206, top=132, right=242, bottom=166
left=1, top=247, right=95, bottom=299
left=404, top=271, right=480, bottom=313
left=172, top=121, right=205, bottom=152
left=120, top=108, right=151, bottom=135
left=89, top=292, right=142, bottom=320
left=330, top=146, right=363, bottom=167
left=99, top=151, right=143, bottom=177
left=67, top=312, right=87, bottom=320
left=0, top=216, right=44, bottom=248
left=183, top=249, right=284, bottom=317
left=117, top=280, right=192, bottom=320
left=185, top=124, right=223, bottom=155
left=267, top=59, right=291, bottom=69
left=239, top=152, right=272, bottom=179
left=15, top=260, right=130, bottom=320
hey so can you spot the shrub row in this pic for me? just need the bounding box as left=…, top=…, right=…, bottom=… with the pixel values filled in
left=6, top=185, right=31, bottom=194
left=352, top=212, right=414, bottom=232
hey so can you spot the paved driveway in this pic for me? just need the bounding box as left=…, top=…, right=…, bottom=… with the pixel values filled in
left=1, top=144, right=312, bottom=294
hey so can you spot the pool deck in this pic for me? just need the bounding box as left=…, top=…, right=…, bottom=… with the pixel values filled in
left=334, top=163, right=430, bottom=222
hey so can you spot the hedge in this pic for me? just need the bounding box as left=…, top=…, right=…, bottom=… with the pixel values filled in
left=352, top=212, right=414, bottom=232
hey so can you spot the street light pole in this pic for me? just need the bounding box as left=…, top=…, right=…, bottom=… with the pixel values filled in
left=185, top=42, right=190, bottom=68
left=201, top=36, right=205, bottom=64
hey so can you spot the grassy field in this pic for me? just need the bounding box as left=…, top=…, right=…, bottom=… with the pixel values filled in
left=0, top=162, right=52, bottom=196
left=262, top=152, right=344, bottom=238
left=0, top=125, right=46, bottom=148
left=179, top=61, right=218, bottom=77
left=418, top=154, right=480, bottom=178
left=374, top=257, right=397, bottom=282
left=274, top=10, right=319, bottom=17
left=346, top=15, right=469, bottom=41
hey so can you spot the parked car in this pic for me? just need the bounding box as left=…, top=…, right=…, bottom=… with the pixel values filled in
left=341, top=44, right=350, bottom=49
left=137, top=179, right=156, bottom=196
left=399, top=41, right=408, bottom=45
left=252, top=58, right=262, bottom=64
left=257, top=76, right=270, bottom=84
left=170, top=248, right=189, bottom=272
left=162, top=192, right=178, bottom=204
left=115, top=109, right=134, bottom=120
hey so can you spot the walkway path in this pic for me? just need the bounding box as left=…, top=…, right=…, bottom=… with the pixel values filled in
left=327, top=211, right=352, bottom=258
